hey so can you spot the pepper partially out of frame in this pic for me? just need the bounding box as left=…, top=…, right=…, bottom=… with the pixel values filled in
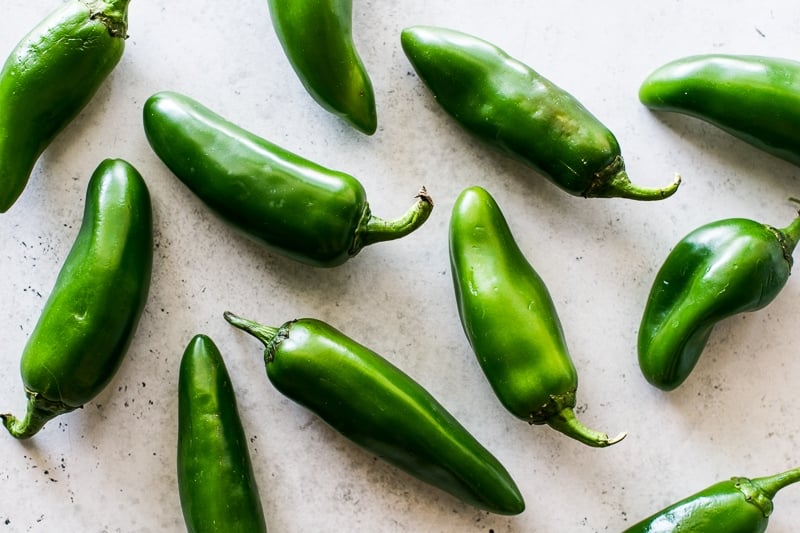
left=178, top=335, right=267, bottom=533
left=400, top=26, right=680, bottom=201
left=1, top=159, right=153, bottom=439
left=449, top=186, right=625, bottom=448
left=268, top=0, right=376, bottom=134
left=623, top=467, right=800, bottom=532
left=143, top=91, right=432, bottom=268
left=224, top=312, right=525, bottom=515
left=0, top=0, right=130, bottom=213
left=639, top=54, right=800, bottom=167
left=638, top=210, right=800, bottom=391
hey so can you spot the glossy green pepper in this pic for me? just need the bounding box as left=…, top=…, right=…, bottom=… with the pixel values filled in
left=638, top=212, right=800, bottom=390
left=178, top=335, right=267, bottom=533
left=268, top=0, right=376, bottom=134
left=640, top=54, right=800, bottom=167
left=0, top=0, right=129, bottom=213
left=623, top=467, right=800, bottom=532
left=449, top=186, right=625, bottom=448
left=1, top=159, right=153, bottom=439
left=224, top=312, right=525, bottom=515
left=400, top=26, right=680, bottom=201
left=142, top=91, right=432, bottom=268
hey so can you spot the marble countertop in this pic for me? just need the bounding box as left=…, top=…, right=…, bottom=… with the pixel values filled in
left=2, top=1, right=800, bottom=531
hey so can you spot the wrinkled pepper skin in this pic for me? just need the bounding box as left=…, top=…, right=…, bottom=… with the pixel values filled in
left=178, top=335, right=267, bottom=533
left=449, top=186, right=624, bottom=448
left=1, top=159, right=153, bottom=439
left=401, top=26, right=680, bottom=201
left=640, top=55, right=800, bottom=167
left=638, top=214, right=800, bottom=391
left=268, top=0, right=376, bottom=134
left=224, top=312, right=525, bottom=515
left=623, top=467, right=800, bottom=532
left=0, top=0, right=129, bottom=213
left=143, top=91, right=432, bottom=268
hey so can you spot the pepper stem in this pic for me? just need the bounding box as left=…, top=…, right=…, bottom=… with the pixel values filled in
left=590, top=169, right=682, bottom=201
left=777, top=201, right=800, bottom=257
left=1, top=390, right=75, bottom=440
left=545, top=407, right=627, bottom=448
left=750, top=467, right=800, bottom=500
left=84, top=0, right=131, bottom=38
left=355, top=187, right=434, bottom=250
left=224, top=311, right=280, bottom=349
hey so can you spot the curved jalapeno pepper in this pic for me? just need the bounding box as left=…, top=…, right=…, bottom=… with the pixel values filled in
left=449, top=186, right=625, bottom=448
left=0, top=0, right=130, bottom=213
left=143, top=91, right=432, bottom=268
left=639, top=54, right=800, bottom=167
left=638, top=212, right=800, bottom=390
left=623, top=467, right=800, bottom=532
left=224, top=312, right=525, bottom=515
left=268, top=0, right=376, bottom=134
left=178, top=335, right=267, bottom=533
left=400, top=26, right=680, bottom=201
left=1, top=159, right=153, bottom=439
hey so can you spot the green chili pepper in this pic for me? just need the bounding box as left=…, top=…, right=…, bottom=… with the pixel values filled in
left=639, top=54, right=800, bottom=167
left=0, top=0, right=130, bottom=213
left=178, top=334, right=267, bottom=533
left=224, top=311, right=525, bottom=515
left=400, top=26, right=680, bottom=201
left=1, top=159, right=152, bottom=439
left=268, top=0, right=376, bottom=134
left=638, top=211, right=800, bottom=391
left=623, top=467, right=800, bottom=532
left=449, top=186, right=625, bottom=448
left=142, top=91, right=432, bottom=268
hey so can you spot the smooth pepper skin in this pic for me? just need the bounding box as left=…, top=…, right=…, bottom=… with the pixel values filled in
left=224, top=312, right=525, bottom=515
left=0, top=0, right=129, bottom=213
left=449, top=186, right=625, bottom=448
left=178, top=335, right=267, bottom=533
left=400, top=26, right=680, bottom=201
left=639, top=55, right=800, bottom=167
left=142, top=91, right=432, bottom=268
left=638, top=214, right=800, bottom=390
left=623, top=467, right=800, bottom=532
left=268, top=0, right=376, bottom=134
left=1, top=159, right=153, bottom=439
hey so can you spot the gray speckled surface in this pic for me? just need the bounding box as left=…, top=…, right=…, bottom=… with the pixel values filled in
left=2, top=1, right=800, bottom=531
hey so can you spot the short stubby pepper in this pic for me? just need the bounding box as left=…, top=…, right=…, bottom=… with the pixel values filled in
left=0, top=0, right=130, bottom=213
left=623, top=467, right=800, bottom=532
left=268, top=0, right=376, bottom=134
left=638, top=212, right=800, bottom=390
left=1, top=159, right=153, bottom=439
left=400, top=26, right=680, bottom=201
left=224, top=312, right=525, bottom=515
left=640, top=54, right=800, bottom=167
left=142, top=91, right=432, bottom=268
left=178, top=335, right=267, bottom=533
left=449, top=186, right=625, bottom=448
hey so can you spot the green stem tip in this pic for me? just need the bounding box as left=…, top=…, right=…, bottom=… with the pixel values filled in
left=223, top=311, right=280, bottom=349
left=358, top=186, right=434, bottom=249
left=593, top=171, right=682, bottom=201
left=751, top=467, right=800, bottom=501
left=546, top=408, right=627, bottom=448
left=1, top=391, right=75, bottom=440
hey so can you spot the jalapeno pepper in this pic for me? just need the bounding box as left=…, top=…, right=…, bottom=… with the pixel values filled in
left=400, top=26, right=680, bottom=201
left=639, top=54, right=800, bottom=167
left=0, top=0, right=130, bottom=213
left=224, top=312, right=525, bottom=515
left=142, top=91, right=432, bottom=268
left=1, top=159, right=152, bottom=439
left=623, top=467, right=800, bottom=532
left=268, top=0, right=376, bottom=134
left=638, top=211, right=800, bottom=390
left=449, top=186, right=625, bottom=448
left=178, top=334, right=267, bottom=533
